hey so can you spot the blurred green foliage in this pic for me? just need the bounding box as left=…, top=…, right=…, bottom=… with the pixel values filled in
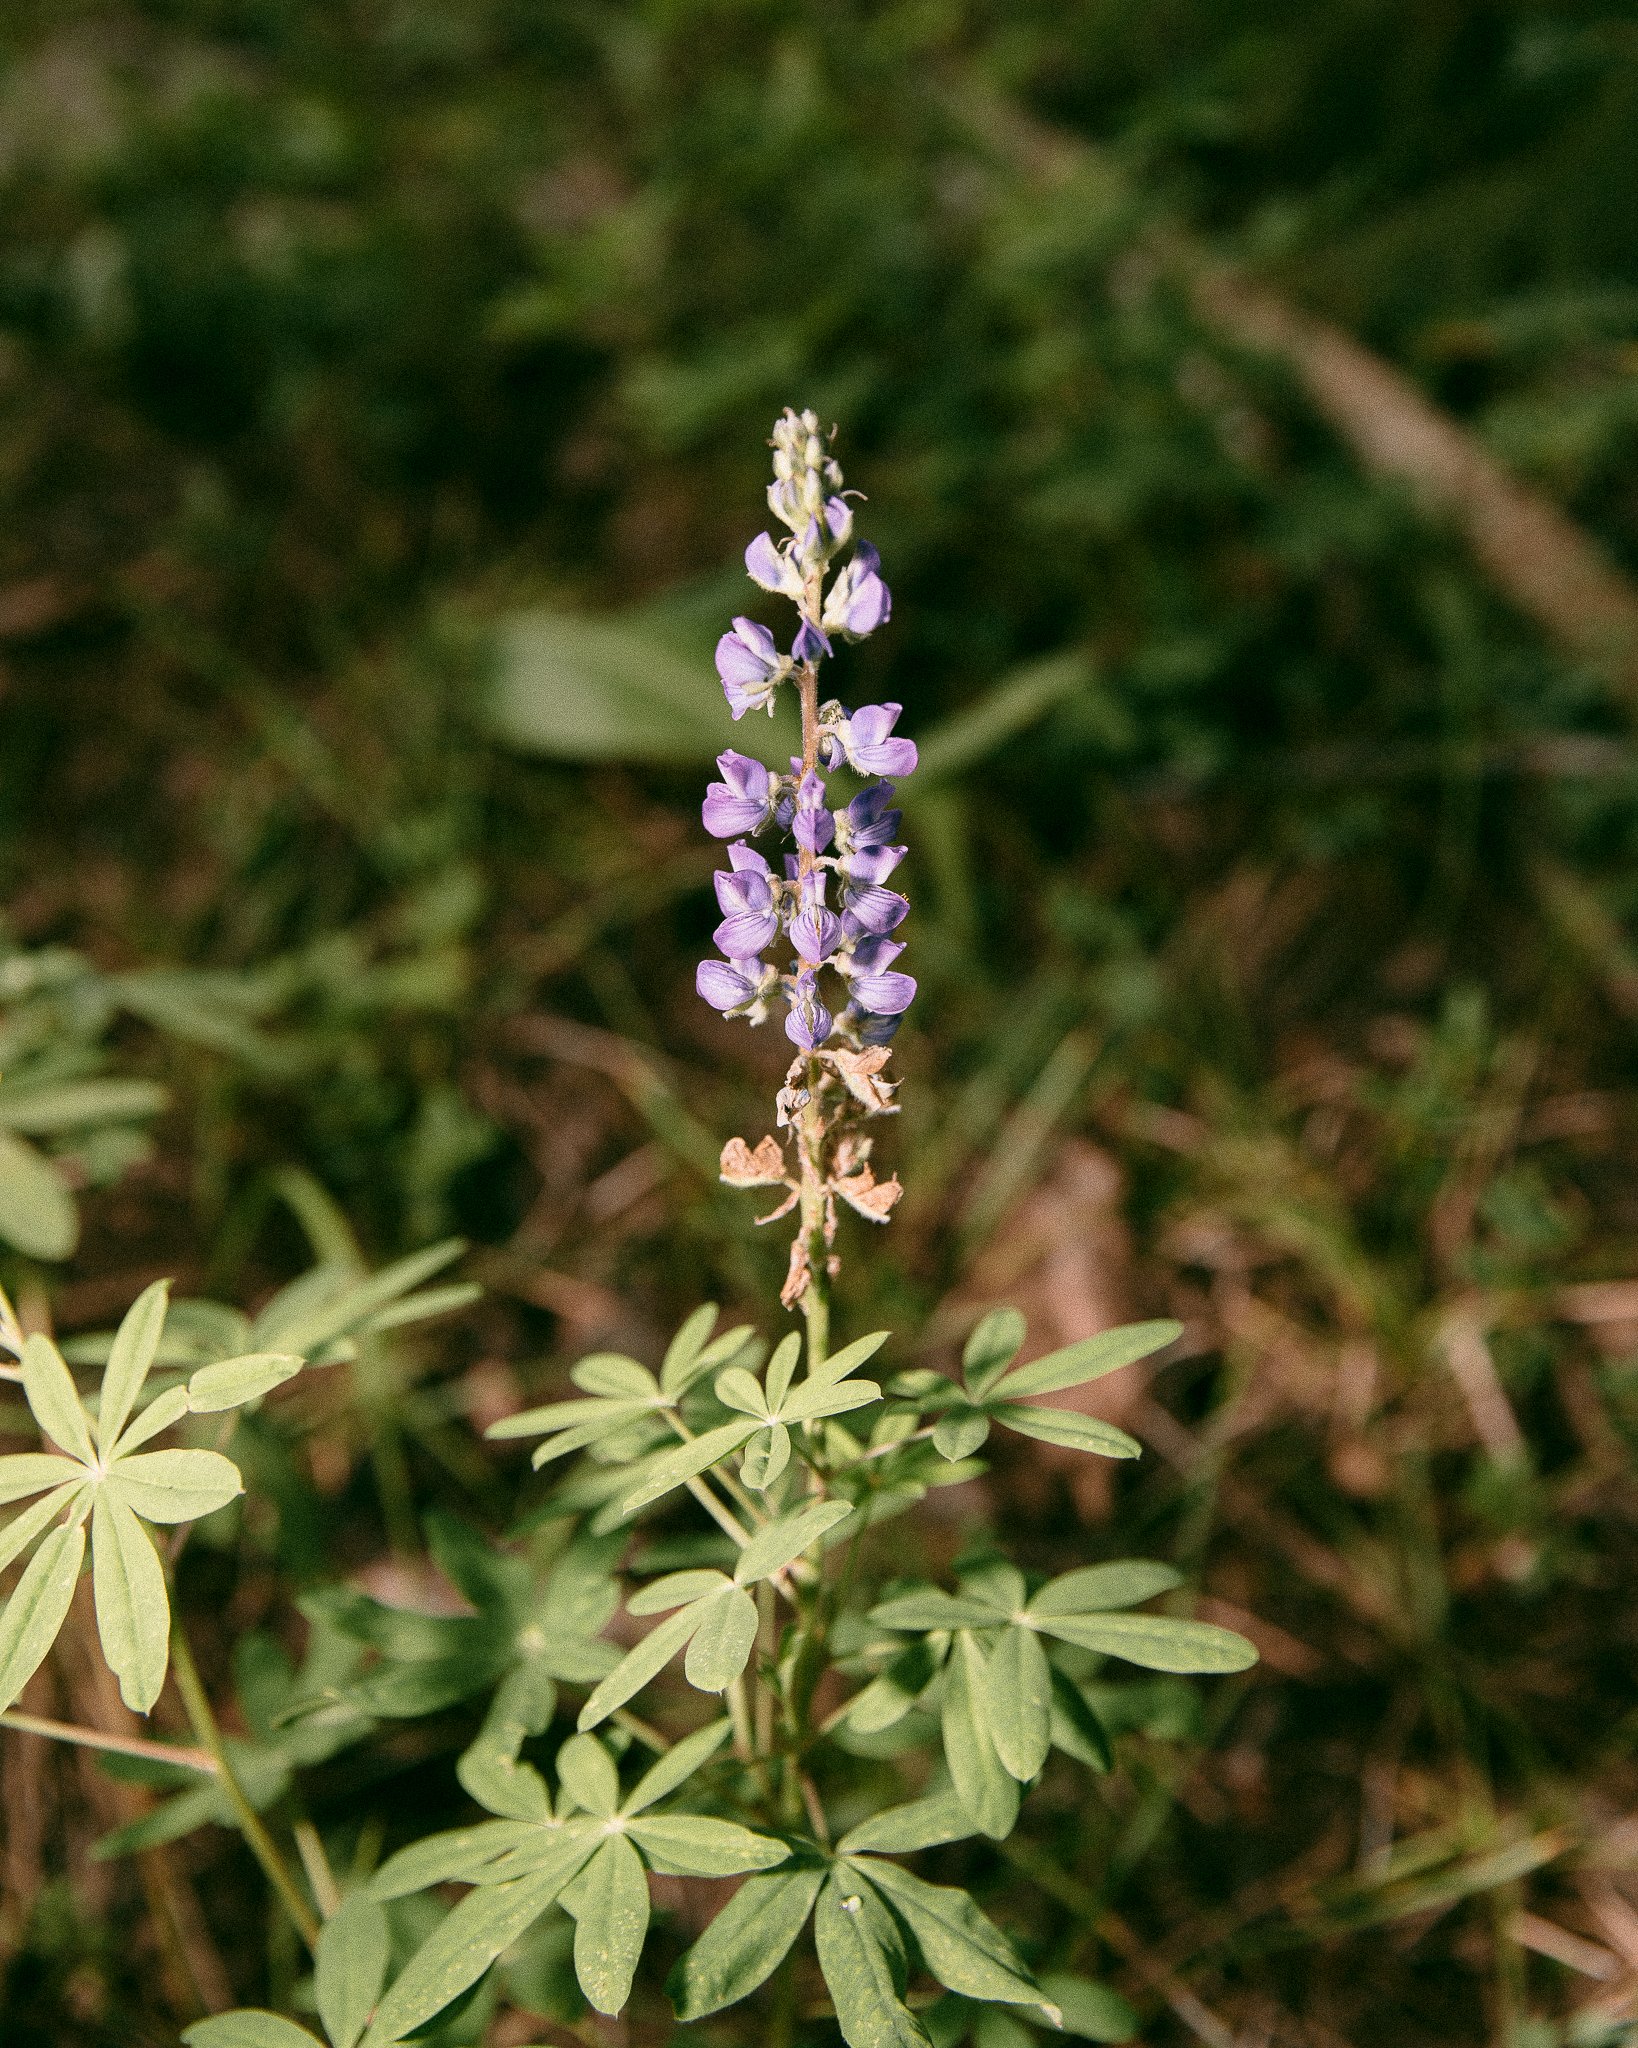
left=3, top=3, right=1638, bottom=2046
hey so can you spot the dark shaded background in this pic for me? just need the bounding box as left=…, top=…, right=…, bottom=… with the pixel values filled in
left=4, top=5, right=1638, bottom=2045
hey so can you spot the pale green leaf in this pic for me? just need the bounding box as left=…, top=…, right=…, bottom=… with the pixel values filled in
left=183, top=2015, right=326, bottom=2048
left=942, top=1634, right=1019, bottom=1840
left=578, top=1604, right=702, bottom=1730
left=980, top=1624, right=1053, bottom=1782
left=682, top=1586, right=759, bottom=1692
left=660, top=1303, right=721, bottom=1396
left=667, top=1864, right=825, bottom=2019
left=859, top=1859, right=1054, bottom=2018
left=486, top=1394, right=646, bottom=1440
left=110, top=1386, right=191, bottom=1456
left=96, top=1280, right=172, bottom=1453
left=186, top=1353, right=302, bottom=1415
left=571, top=1353, right=657, bottom=1398
left=962, top=1308, right=1027, bottom=1397
left=20, top=1334, right=94, bottom=1464
left=628, top=1568, right=730, bottom=1615
left=739, top=1420, right=790, bottom=1490
left=839, top=1639, right=942, bottom=1736
left=530, top=1409, right=656, bottom=1468
left=714, top=1364, right=770, bottom=1416
left=765, top=1330, right=803, bottom=1410
left=814, top=1873, right=930, bottom=2048
left=91, top=1490, right=170, bottom=1713
left=457, top=1662, right=556, bottom=1822
left=618, top=1417, right=758, bottom=1515
left=809, top=1330, right=890, bottom=1388
left=992, top=1407, right=1141, bottom=1459
left=0, top=1519, right=85, bottom=1712
left=369, top=1820, right=540, bottom=1901
left=837, top=1791, right=977, bottom=1855
left=315, top=1891, right=391, bottom=2048
left=0, top=1076, right=166, bottom=1135
left=362, top=1843, right=596, bottom=2046
left=624, top=1716, right=730, bottom=1813
left=933, top=1409, right=991, bottom=1462
left=991, top=1321, right=1181, bottom=1402
left=0, top=1483, right=83, bottom=1572
left=563, top=1832, right=651, bottom=2015
left=869, top=1590, right=1000, bottom=1633
left=780, top=1377, right=882, bottom=1425
left=735, top=1499, right=852, bottom=1585
left=556, top=1732, right=620, bottom=1817
left=1035, top=1612, right=1258, bottom=1674
left=1039, top=1972, right=1139, bottom=2042
left=0, top=1452, right=83, bottom=1507
left=627, top=1814, right=790, bottom=1876
left=107, top=1448, right=243, bottom=1525
left=0, top=1129, right=77, bottom=1260
left=1028, top=1562, right=1183, bottom=1617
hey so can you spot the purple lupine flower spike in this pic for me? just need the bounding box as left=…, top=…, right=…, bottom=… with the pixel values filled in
left=702, top=751, right=775, bottom=838
left=712, top=846, right=779, bottom=959
left=835, top=702, right=917, bottom=778
left=715, top=618, right=788, bottom=718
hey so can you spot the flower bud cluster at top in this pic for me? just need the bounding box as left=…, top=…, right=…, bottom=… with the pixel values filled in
left=696, top=409, right=915, bottom=1053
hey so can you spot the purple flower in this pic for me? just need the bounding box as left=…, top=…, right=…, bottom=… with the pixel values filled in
left=784, top=969, right=833, bottom=1049
left=697, top=957, right=774, bottom=1019
left=712, top=845, right=779, bottom=958
left=838, top=840, right=905, bottom=886
left=824, top=496, right=853, bottom=545
left=792, top=618, right=833, bottom=666
left=791, top=770, right=834, bottom=855
left=745, top=532, right=804, bottom=601
left=850, top=1008, right=904, bottom=1045
left=841, top=883, right=910, bottom=937
left=821, top=543, right=892, bottom=640
left=850, top=966, right=916, bottom=1015
left=838, top=783, right=902, bottom=851
left=702, top=751, right=774, bottom=838
left=715, top=617, right=787, bottom=719
left=789, top=876, right=842, bottom=965
left=835, top=702, right=917, bottom=778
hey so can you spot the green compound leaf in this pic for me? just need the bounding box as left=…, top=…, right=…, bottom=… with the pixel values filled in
left=563, top=1831, right=651, bottom=2016
left=571, top=1353, right=657, bottom=1398
left=991, top=1407, right=1141, bottom=1459
left=20, top=1334, right=95, bottom=1463
left=362, top=1841, right=597, bottom=2047
left=315, top=1891, right=391, bottom=2048
left=667, top=1863, right=826, bottom=2020
left=962, top=1308, right=1027, bottom=1397
left=869, top=1589, right=999, bottom=1632
left=735, top=1499, right=852, bottom=1584
left=0, top=1484, right=83, bottom=1573
left=809, top=1329, right=891, bottom=1388
left=980, top=1623, right=1053, bottom=1783
left=629, top=1568, right=730, bottom=1615
left=627, top=1813, right=790, bottom=1877
left=837, top=1790, right=978, bottom=1855
left=0, top=1128, right=77, bottom=1260
left=0, top=1519, right=86, bottom=1713
left=942, top=1633, right=1020, bottom=1840
left=683, top=1585, right=759, bottom=1692
left=91, top=1490, right=170, bottom=1714
left=990, top=1321, right=1181, bottom=1402
left=1034, top=1612, right=1258, bottom=1675
left=624, top=1716, right=730, bottom=1813
left=96, top=1280, right=171, bottom=1453
left=578, top=1604, right=702, bottom=1730
left=556, top=1732, right=620, bottom=1817
left=185, top=1353, right=302, bottom=1415
left=105, top=1449, right=243, bottom=1524
left=815, top=1872, right=931, bottom=2048
left=110, top=1387, right=192, bottom=1456
left=933, top=1408, right=992, bottom=1462
left=858, top=1858, right=1056, bottom=2019
left=183, top=2015, right=326, bottom=2048
left=1028, top=1562, right=1184, bottom=1616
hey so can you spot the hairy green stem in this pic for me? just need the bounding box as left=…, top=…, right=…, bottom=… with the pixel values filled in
left=169, top=1618, right=320, bottom=1948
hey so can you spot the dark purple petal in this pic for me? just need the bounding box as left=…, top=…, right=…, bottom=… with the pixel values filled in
left=843, top=784, right=901, bottom=844
left=842, top=885, right=909, bottom=936
left=851, top=1009, right=904, bottom=1046
left=792, top=619, right=832, bottom=665
left=849, top=935, right=905, bottom=974
left=840, top=842, right=905, bottom=885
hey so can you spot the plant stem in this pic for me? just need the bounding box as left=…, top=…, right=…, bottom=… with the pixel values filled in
left=0, top=1709, right=217, bottom=1775
left=168, top=1618, right=320, bottom=1948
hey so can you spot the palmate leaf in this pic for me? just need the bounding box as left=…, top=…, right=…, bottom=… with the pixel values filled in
left=667, top=1864, right=826, bottom=2019
left=855, top=1858, right=1057, bottom=2021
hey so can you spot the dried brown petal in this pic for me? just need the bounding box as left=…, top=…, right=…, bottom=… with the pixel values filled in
left=720, top=1134, right=789, bottom=1188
